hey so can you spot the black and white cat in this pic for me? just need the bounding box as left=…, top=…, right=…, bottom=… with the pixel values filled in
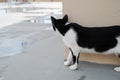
left=51, top=15, right=120, bottom=72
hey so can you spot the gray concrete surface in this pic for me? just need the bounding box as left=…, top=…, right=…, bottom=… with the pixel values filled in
left=0, top=21, right=120, bottom=80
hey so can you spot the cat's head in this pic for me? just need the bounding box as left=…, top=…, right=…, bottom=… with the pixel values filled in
left=51, top=15, right=68, bottom=32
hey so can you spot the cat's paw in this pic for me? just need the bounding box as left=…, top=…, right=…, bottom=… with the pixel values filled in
left=114, top=67, right=120, bottom=72
left=64, top=61, right=71, bottom=66
left=69, top=64, right=78, bottom=70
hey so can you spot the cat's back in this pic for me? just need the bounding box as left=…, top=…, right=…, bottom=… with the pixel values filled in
left=67, top=23, right=120, bottom=37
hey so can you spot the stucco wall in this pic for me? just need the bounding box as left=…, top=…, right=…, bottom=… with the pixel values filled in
left=63, top=0, right=120, bottom=27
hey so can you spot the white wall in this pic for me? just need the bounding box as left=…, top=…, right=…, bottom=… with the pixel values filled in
left=63, top=0, right=120, bottom=27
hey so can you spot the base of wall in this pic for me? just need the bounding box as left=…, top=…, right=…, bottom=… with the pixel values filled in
left=64, top=45, right=120, bottom=65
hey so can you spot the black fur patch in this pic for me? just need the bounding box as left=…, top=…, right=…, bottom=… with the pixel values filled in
left=67, top=23, right=120, bottom=52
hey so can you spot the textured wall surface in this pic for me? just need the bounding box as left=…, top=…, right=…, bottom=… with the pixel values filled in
left=63, top=0, right=120, bottom=27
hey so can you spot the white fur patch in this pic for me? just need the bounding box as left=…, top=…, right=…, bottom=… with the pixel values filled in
left=64, top=61, right=71, bottom=66
left=62, top=29, right=79, bottom=49
left=65, top=22, right=70, bottom=26
left=114, top=67, right=120, bottom=72
left=69, top=63, right=78, bottom=70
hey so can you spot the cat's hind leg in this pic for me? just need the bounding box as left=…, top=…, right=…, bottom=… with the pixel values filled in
left=114, top=67, right=120, bottom=72
left=69, top=48, right=80, bottom=70
left=114, top=53, right=120, bottom=72
left=64, top=48, right=73, bottom=66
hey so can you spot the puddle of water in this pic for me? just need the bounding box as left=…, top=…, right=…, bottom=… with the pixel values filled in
left=0, top=32, right=39, bottom=58
left=0, top=38, right=30, bottom=57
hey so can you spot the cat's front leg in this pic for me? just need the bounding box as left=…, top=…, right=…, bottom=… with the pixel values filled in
left=64, top=48, right=73, bottom=66
left=69, top=48, right=80, bottom=70
left=114, top=67, right=120, bottom=72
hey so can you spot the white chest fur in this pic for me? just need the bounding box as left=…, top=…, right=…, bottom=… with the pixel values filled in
left=62, top=29, right=78, bottom=48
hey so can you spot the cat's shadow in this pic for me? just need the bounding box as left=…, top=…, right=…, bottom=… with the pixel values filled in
left=78, top=75, right=86, bottom=80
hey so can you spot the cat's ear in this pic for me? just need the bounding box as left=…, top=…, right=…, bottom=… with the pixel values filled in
left=51, top=16, right=56, bottom=22
left=51, top=16, right=56, bottom=31
left=63, top=14, right=68, bottom=23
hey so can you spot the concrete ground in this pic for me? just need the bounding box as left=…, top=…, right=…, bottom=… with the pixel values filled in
left=0, top=19, right=119, bottom=80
